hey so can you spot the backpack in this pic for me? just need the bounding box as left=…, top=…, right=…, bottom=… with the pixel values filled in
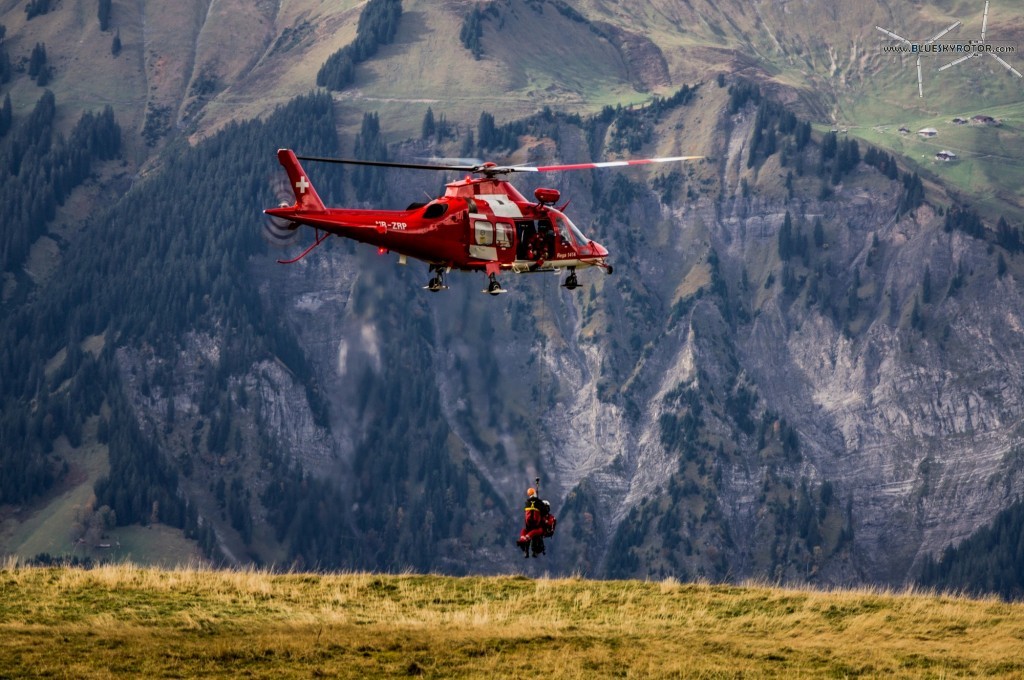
left=542, top=502, right=557, bottom=537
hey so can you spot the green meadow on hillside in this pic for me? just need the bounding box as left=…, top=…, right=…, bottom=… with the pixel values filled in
left=1, top=562, right=1023, bottom=678
left=835, top=62, right=1024, bottom=220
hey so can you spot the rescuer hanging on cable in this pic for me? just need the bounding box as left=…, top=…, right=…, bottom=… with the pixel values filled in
left=517, top=483, right=556, bottom=558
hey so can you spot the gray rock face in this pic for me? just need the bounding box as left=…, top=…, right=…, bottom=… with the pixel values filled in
left=119, top=101, right=1024, bottom=585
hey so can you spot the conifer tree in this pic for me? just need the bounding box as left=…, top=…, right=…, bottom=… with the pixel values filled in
left=478, top=111, right=496, bottom=149
left=460, top=7, right=484, bottom=59
left=25, top=0, right=51, bottom=20
left=898, top=172, right=924, bottom=216
left=28, top=42, right=47, bottom=80
left=316, top=0, right=402, bottom=91
left=98, top=0, right=112, bottom=30
left=0, top=26, right=10, bottom=86
left=316, top=49, right=355, bottom=90
left=0, top=94, right=11, bottom=138
left=778, top=211, right=793, bottom=260
left=353, top=112, right=387, bottom=201
left=421, top=107, right=435, bottom=140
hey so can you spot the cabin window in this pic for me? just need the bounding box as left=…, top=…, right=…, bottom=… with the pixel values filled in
left=474, top=220, right=493, bottom=246
left=495, top=222, right=512, bottom=248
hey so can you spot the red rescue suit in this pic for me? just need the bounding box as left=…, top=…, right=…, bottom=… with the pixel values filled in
left=517, top=495, right=556, bottom=556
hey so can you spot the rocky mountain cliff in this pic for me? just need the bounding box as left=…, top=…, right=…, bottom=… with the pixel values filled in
left=1, top=0, right=1023, bottom=587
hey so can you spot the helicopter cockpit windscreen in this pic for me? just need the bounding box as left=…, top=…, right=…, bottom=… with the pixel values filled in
left=554, top=214, right=590, bottom=246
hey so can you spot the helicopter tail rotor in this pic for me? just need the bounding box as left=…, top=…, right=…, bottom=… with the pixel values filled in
left=263, top=206, right=302, bottom=247
left=262, top=177, right=301, bottom=247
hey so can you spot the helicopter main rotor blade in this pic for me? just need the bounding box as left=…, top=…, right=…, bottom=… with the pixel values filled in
left=981, top=0, right=989, bottom=43
left=506, top=156, right=704, bottom=173
left=296, top=155, right=482, bottom=173
left=939, top=53, right=975, bottom=70
left=295, top=153, right=702, bottom=176
left=927, top=20, right=961, bottom=45
left=875, top=26, right=912, bottom=45
left=990, top=53, right=1023, bottom=78
left=415, top=156, right=486, bottom=166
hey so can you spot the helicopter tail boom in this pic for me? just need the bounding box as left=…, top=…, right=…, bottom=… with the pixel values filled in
left=277, top=148, right=325, bottom=211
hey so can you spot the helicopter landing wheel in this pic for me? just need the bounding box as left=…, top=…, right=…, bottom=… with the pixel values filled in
left=562, top=268, right=579, bottom=290
left=484, top=273, right=506, bottom=295
left=424, top=266, right=449, bottom=292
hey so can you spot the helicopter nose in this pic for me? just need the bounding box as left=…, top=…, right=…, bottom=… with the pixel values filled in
left=591, top=240, right=609, bottom=258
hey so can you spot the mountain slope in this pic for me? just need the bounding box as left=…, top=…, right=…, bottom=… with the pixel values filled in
left=2, top=0, right=1020, bottom=215
left=1, top=0, right=1024, bottom=591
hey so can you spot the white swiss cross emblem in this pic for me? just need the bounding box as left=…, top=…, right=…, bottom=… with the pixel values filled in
left=295, top=176, right=310, bottom=194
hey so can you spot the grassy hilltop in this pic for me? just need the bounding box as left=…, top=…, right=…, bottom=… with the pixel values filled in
left=1, top=563, right=1023, bottom=678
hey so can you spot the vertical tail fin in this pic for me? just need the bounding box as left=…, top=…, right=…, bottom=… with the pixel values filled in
left=277, top=149, right=325, bottom=211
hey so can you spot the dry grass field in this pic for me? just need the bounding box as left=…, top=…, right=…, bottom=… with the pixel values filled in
left=1, top=561, right=1023, bottom=678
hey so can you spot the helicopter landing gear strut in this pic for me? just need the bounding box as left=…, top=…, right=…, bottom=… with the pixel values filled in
left=425, top=265, right=449, bottom=292
left=484, top=273, right=507, bottom=296
left=562, top=267, right=579, bottom=291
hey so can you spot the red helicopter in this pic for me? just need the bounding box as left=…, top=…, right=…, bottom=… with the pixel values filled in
left=264, top=149, right=701, bottom=294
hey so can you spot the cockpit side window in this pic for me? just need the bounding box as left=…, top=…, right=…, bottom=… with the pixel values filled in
left=557, top=214, right=590, bottom=245
left=557, top=215, right=589, bottom=246
left=423, top=203, right=449, bottom=219
left=554, top=217, right=569, bottom=245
